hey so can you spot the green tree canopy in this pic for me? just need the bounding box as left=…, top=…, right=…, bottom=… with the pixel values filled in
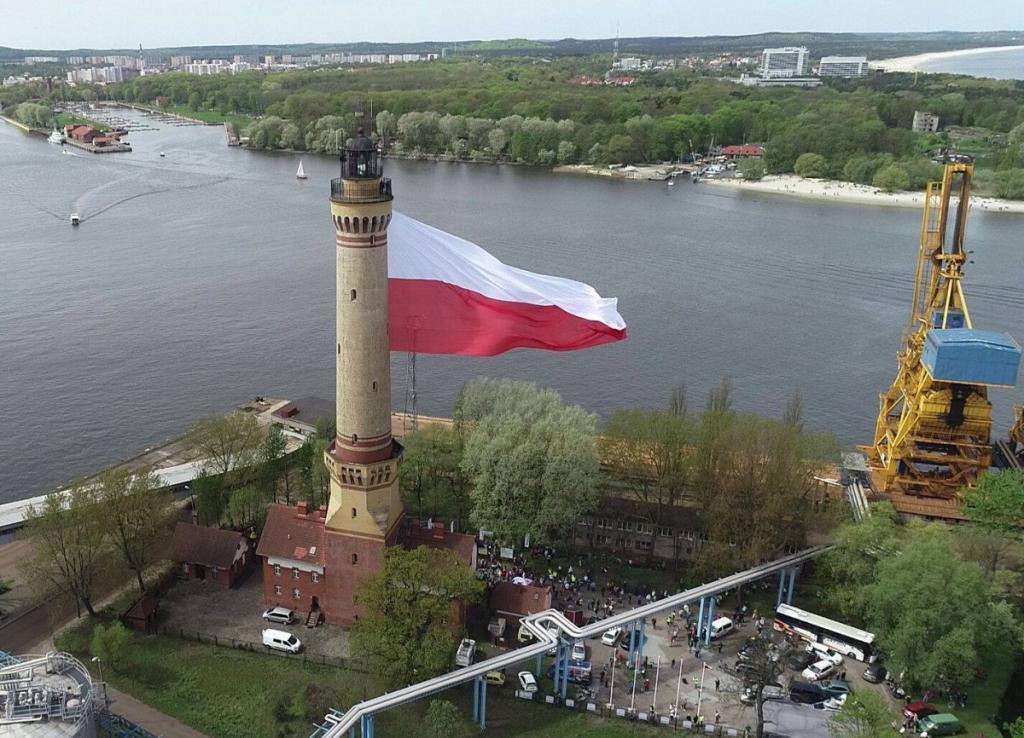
left=873, top=164, right=910, bottom=192
left=794, top=152, right=827, bottom=178
left=828, top=690, right=895, bottom=738
left=351, top=546, right=483, bottom=686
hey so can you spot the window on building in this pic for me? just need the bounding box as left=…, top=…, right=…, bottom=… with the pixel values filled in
left=351, top=507, right=357, bottom=518
left=615, top=537, right=627, bottom=548
left=292, top=588, right=300, bottom=600
left=657, top=526, right=673, bottom=537
left=351, top=553, right=358, bottom=565
left=350, top=289, right=357, bottom=301
left=311, top=572, right=320, bottom=583
left=292, top=568, right=300, bottom=580
left=211, top=567, right=219, bottom=580
left=273, top=564, right=281, bottom=576
left=181, top=563, right=189, bottom=574
left=636, top=523, right=652, bottom=535
left=274, top=585, right=282, bottom=596
left=636, top=539, right=652, bottom=551
left=596, top=534, right=611, bottom=545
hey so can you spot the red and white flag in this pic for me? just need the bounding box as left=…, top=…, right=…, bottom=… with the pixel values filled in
left=388, top=213, right=627, bottom=356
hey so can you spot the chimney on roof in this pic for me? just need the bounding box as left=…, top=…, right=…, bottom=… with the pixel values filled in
left=318, top=505, right=327, bottom=519
left=297, top=501, right=309, bottom=515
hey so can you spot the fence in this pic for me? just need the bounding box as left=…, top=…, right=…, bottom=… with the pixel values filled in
left=156, top=625, right=365, bottom=672
left=96, top=709, right=158, bottom=738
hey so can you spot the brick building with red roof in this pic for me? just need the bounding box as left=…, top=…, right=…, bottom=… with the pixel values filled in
left=720, top=144, right=765, bottom=158
left=172, top=522, right=250, bottom=588
left=489, top=581, right=553, bottom=630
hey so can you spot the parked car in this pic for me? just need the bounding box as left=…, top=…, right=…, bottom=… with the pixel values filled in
left=517, top=623, right=535, bottom=643
left=262, top=607, right=295, bottom=625
left=601, top=627, right=623, bottom=646
left=455, top=638, right=476, bottom=667
left=814, top=693, right=848, bottom=712
left=518, top=671, right=538, bottom=694
left=817, top=679, right=851, bottom=698
left=740, top=683, right=784, bottom=704
left=801, top=660, right=837, bottom=682
left=789, top=681, right=826, bottom=704
left=918, top=714, right=963, bottom=737
left=262, top=628, right=302, bottom=654
left=806, top=642, right=844, bottom=666
left=485, top=670, right=506, bottom=687
left=787, top=650, right=816, bottom=671
left=708, top=616, right=734, bottom=640
left=571, top=641, right=587, bottom=662
left=735, top=661, right=764, bottom=681
left=904, top=703, right=939, bottom=721
left=863, top=663, right=886, bottom=684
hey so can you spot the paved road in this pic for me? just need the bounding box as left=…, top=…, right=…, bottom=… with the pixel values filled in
left=764, top=700, right=834, bottom=738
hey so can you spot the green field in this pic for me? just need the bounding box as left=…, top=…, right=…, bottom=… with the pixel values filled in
left=52, top=112, right=108, bottom=131
left=59, top=622, right=664, bottom=738
left=163, top=105, right=253, bottom=132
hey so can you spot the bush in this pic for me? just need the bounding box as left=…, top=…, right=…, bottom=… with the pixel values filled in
left=873, top=164, right=911, bottom=192
left=55, top=628, right=90, bottom=657
left=794, top=152, right=827, bottom=178
left=272, top=695, right=291, bottom=723
left=427, top=699, right=461, bottom=738
left=739, top=157, right=765, bottom=180
left=993, top=169, right=1024, bottom=199
left=91, top=622, right=134, bottom=672
left=304, top=684, right=345, bottom=721
left=842, top=153, right=892, bottom=185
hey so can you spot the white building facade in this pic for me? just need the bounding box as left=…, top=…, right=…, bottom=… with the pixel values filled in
left=760, top=47, right=809, bottom=78
left=818, top=56, right=869, bottom=77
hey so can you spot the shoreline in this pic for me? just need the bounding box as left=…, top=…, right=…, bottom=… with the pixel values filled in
left=871, top=44, right=1024, bottom=73
left=553, top=164, right=1024, bottom=213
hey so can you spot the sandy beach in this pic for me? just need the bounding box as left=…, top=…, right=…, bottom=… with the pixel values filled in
left=870, top=45, right=1024, bottom=73
left=699, top=174, right=1024, bottom=213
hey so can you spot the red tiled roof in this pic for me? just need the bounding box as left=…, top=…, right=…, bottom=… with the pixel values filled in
left=172, top=522, right=245, bottom=569
left=721, top=145, right=765, bottom=157
left=403, top=521, right=476, bottom=567
left=489, top=582, right=552, bottom=618
left=257, top=503, right=326, bottom=566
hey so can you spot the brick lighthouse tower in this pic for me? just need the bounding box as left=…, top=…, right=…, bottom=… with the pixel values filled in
left=321, top=130, right=404, bottom=626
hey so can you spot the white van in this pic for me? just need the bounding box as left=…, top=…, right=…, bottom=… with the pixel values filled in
left=262, top=628, right=302, bottom=654
left=709, top=617, right=734, bottom=639
left=455, top=638, right=476, bottom=667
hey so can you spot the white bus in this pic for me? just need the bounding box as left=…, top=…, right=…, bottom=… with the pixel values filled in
left=773, top=604, right=876, bottom=662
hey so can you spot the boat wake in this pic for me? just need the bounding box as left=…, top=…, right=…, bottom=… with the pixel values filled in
left=72, top=175, right=230, bottom=223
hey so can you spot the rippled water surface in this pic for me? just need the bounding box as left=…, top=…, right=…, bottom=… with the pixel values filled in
left=1, top=114, right=1022, bottom=503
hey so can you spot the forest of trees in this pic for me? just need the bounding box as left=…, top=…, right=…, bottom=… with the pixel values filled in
left=3, top=56, right=1023, bottom=196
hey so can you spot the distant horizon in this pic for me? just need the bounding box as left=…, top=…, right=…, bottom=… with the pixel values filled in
left=1, top=0, right=1021, bottom=50
left=2, top=28, right=1023, bottom=54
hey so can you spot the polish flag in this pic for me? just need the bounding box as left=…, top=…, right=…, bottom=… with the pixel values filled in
left=387, top=213, right=627, bottom=356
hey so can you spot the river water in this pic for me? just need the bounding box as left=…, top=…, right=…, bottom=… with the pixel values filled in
left=1, top=113, right=1022, bottom=504
left=914, top=47, right=1024, bottom=80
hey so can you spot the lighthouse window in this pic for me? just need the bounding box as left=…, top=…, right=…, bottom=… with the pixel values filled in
left=350, top=289, right=357, bottom=301
left=372, top=381, right=377, bottom=392
left=351, top=553, right=359, bottom=565
left=351, top=507, right=357, bottom=519
left=337, top=343, right=341, bottom=355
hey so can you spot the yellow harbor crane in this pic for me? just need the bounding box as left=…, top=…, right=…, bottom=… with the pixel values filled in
left=863, top=159, right=1021, bottom=516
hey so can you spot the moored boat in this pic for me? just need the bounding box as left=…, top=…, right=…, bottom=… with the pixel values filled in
left=296, top=160, right=307, bottom=180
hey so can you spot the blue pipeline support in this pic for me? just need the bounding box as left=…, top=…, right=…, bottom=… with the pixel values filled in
left=697, top=596, right=706, bottom=638
left=535, top=652, right=542, bottom=677
left=627, top=623, right=637, bottom=667
left=786, top=567, right=797, bottom=605
left=776, top=569, right=786, bottom=608
left=637, top=620, right=646, bottom=670
left=349, top=729, right=355, bottom=738
left=473, top=675, right=480, bottom=722
left=479, top=674, right=487, bottom=729
left=560, top=644, right=569, bottom=699
left=359, top=715, right=373, bottom=738
left=705, top=597, right=716, bottom=646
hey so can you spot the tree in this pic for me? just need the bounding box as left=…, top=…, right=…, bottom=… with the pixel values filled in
left=794, top=152, right=827, bottom=178
left=91, top=622, right=134, bottom=673
left=280, top=122, right=304, bottom=150
left=193, top=470, right=226, bottom=526
left=96, top=467, right=173, bottom=593
left=603, top=408, right=692, bottom=559
left=426, top=699, right=461, bottom=738
left=303, top=436, right=331, bottom=510
left=21, top=484, right=106, bottom=617
left=376, top=110, right=396, bottom=149
left=828, top=690, right=894, bottom=738
left=606, top=134, right=638, bottom=164
left=963, top=471, right=1024, bottom=574
left=873, top=164, right=910, bottom=192
left=865, top=524, right=1017, bottom=691
left=557, top=140, right=577, bottom=164
left=739, top=157, right=765, bottom=180
left=1005, top=718, right=1024, bottom=738
left=185, top=413, right=265, bottom=484
left=457, top=378, right=600, bottom=545
left=351, top=547, right=483, bottom=686
left=226, top=485, right=268, bottom=530
left=400, top=424, right=466, bottom=524
left=487, top=127, right=507, bottom=158
left=738, top=636, right=793, bottom=738
left=819, top=505, right=902, bottom=619
left=260, top=424, right=288, bottom=500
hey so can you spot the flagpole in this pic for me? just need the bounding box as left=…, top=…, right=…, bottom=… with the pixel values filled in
left=674, top=655, right=683, bottom=715
left=630, top=653, right=639, bottom=712
left=607, top=651, right=616, bottom=710
left=653, top=655, right=661, bottom=714
left=696, top=661, right=708, bottom=721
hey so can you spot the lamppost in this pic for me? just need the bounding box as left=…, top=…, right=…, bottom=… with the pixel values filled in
left=91, top=656, right=108, bottom=708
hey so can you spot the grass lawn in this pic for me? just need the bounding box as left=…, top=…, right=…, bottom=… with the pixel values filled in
left=164, top=105, right=253, bottom=132
left=956, top=645, right=1015, bottom=738
left=52, top=112, right=108, bottom=131
left=59, top=620, right=667, bottom=738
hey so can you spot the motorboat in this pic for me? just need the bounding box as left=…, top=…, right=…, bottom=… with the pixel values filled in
left=159, top=151, right=166, bottom=157
left=48, top=129, right=64, bottom=144
left=70, top=213, right=80, bottom=226
left=296, top=160, right=307, bottom=180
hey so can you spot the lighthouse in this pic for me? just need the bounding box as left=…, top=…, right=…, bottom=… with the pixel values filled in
left=322, top=129, right=404, bottom=625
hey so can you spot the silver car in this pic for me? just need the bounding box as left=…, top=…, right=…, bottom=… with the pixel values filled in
left=262, top=606, right=295, bottom=624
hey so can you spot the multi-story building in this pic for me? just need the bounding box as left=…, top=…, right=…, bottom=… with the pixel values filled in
left=619, top=56, right=642, bottom=71
left=575, top=497, right=707, bottom=562
left=912, top=110, right=940, bottom=133
left=184, top=60, right=229, bottom=76
left=760, top=46, right=809, bottom=78
left=65, top=56, right=84, bottom=65
left=817, top=56, right=868, bottom=78
left=24, top=55, right=60, bottom=63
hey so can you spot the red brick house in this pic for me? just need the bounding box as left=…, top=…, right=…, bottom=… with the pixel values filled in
left=69, top=125, right=100, bottom=143
left=172, top=522, right=249, bottom=587
left=489, top=581, right=553, bottom=631
left=257, top=502, right=477, bottom=626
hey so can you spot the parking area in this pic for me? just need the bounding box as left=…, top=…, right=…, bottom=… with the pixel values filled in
left=158, top=568, right=351, bottom=659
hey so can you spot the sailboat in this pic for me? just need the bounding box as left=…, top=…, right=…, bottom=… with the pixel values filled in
left=296, top=160, right=307, bottom=180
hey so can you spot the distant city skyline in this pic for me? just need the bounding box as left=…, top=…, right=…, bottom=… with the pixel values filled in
left=1, top=0, right=1021, bottom=50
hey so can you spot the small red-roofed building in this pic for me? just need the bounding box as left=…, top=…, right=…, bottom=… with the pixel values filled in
left=172, top=522, right=249, bottom=588
left=489, top=581, right=553, bottom=630
left=256, top=501, right=328, bottom=616
left=720, top=144, right=765, bottom=159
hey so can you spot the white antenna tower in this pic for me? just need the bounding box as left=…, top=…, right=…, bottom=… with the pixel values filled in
left=613, top=23, right=620, bottom=63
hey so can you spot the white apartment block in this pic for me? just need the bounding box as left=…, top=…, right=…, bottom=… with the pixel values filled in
left=912, top=111, right=941, bottom=133
left=818, top=56, right=868, bottom=77
left=760, top=47, right=809, bottom=78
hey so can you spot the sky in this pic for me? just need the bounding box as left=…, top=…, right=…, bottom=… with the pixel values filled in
left=1, top=0, right=1021, bottom=50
